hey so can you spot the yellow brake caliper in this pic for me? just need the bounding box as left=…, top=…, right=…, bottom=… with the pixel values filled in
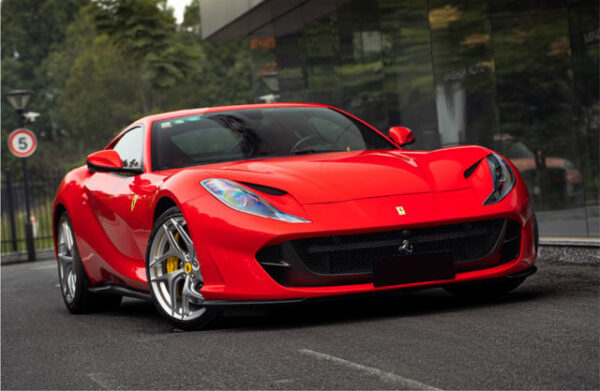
left=165, top=232, right=180, bottom=273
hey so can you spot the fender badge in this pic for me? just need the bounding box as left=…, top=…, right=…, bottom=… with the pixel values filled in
left=396, top=206, right=406, bottom=216
left=131, top=194, right=139, bottom=212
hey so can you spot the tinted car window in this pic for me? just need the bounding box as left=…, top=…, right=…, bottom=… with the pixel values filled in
left=151, top=107, right=395, bottom=170
left=113, top=127, right=143, bottom=169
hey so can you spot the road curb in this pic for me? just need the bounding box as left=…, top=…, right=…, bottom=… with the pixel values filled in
left=1, top=245, right=598, bottom=267
left=538, top=245, right=599, bottom=264
left=0, top=249, right=55, bottom=265
left=540, top=237, right=600, bottom=247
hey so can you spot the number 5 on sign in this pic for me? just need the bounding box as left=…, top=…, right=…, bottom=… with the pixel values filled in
left=8, top=129, right=37, bottom=158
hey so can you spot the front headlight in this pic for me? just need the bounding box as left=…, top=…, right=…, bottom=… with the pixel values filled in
left=201, top=178, right=310, bottom=223
left=484, top=153, right=516, bottom=205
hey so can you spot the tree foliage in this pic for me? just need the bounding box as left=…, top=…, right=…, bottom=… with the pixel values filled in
left=1, top=0, right=89, bottom=175
left=1, top=0, right=253, bottom=174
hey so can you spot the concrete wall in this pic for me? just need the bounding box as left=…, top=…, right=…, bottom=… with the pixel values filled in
left=199, top=0, right=351, bottom=40
left=200, top=0, right=266, bottom=39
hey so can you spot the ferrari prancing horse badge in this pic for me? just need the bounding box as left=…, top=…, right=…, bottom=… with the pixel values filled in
left=131, top=194, right=139, bottom=212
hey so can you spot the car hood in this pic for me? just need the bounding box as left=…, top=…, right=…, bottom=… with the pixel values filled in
left=193, top=147, right=491, bottom=204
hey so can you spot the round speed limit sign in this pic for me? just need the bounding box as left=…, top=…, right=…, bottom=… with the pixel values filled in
left=8, top=128, right=37, bottom=158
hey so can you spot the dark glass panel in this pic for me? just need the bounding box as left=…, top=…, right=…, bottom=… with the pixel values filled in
left=335, top=0, right=388, bottom=131
left=302, top=15, right=343, bottom=106
left=491, top=6, right=589, bottom=235
left=428, top=0, right=498, bottom=149
left=567, top=0, right=599, bottom=236
left=274, top=8, right=309, bottom=102
left=252, top=0, right=599, bottom=237
left=249, top=37, right=279, bottom=102
left=378, top=0, right=439, bottom=150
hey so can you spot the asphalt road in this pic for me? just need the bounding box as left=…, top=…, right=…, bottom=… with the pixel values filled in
left=2, top=257, right=599, bottom=390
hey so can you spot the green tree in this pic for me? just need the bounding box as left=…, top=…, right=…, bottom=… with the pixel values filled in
left=1, top=0, right=89, bottom=174
left=161, top=0, right=253, bottom=110
left=1, top=0, right=254, bottom=174
left=93, top=0, right=198, bottom=111
left=56, top=34, right=141, bottom=155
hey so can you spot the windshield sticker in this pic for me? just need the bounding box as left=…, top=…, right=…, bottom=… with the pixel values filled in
left=161, top=122, right=172, bottom=129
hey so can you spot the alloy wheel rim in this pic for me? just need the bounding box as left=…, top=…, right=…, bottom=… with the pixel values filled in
left=57, top=221, right=77, bottom=303
left=148, top=217, right=206, bottom=321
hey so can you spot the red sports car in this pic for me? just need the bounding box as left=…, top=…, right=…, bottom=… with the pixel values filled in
left=53, top=103, right=538, bottom=329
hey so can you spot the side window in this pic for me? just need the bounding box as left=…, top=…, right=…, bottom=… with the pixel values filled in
left=112, top=127, right=143, bottom=169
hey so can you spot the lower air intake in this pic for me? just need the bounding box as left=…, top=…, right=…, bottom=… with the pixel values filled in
left=256, top=218, right=522, bottom=287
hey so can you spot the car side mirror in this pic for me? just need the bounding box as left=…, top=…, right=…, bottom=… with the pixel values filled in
left=87, top=150, right=141, bottom=174
left=388, top=126, right=415, bottom=146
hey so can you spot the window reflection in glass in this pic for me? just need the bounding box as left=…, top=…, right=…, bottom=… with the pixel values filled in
left=112, top=127, right=143, bottom=169
left=248, top=0, right=599, bottom=237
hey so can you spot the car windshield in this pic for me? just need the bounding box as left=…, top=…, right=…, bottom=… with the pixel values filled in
left=151, top=106, right=396, bottom=170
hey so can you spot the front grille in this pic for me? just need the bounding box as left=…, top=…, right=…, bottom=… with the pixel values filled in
left=292, top=219, right=507, bottom=274
left=257, top=219, right=522, bottom=285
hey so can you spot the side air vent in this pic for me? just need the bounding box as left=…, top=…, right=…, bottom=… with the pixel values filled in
left=464, top=158, right=483, bottom=178
left=240, top=182, right=287, bottom=196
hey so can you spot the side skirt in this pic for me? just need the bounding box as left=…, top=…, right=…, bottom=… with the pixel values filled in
left=87, top=283, right=305, bottom=307
left=88, top=284, right=152, bottom=301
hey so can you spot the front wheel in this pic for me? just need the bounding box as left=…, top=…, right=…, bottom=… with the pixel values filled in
left=146, top=207, right=220, bottom=330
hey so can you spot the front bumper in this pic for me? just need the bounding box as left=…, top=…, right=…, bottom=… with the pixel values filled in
left=256, top=218, right=520, bottom=287
left=181, top=182, right=537, bottom=301
left=199, top=265, right=538, bottom=308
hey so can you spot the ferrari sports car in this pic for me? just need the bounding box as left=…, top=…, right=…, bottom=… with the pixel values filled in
left=53, top=103, right=538, bottom=329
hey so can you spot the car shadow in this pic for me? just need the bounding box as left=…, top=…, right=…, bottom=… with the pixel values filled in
left=97, top=264, right=586, bottom=332
left=215, top=285, right=546, bottom=332
left=96, top=286, right=545, bottom=333
left=218, top=262, right=600, bottom=331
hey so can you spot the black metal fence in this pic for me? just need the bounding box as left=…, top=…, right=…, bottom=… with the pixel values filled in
left=1, top=169, right=65, bottom=253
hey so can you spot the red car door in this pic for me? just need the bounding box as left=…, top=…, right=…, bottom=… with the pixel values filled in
left=83, top=126, right=156, bottom=280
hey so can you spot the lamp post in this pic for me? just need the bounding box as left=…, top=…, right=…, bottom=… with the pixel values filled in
left=6, top=89, right=35, bottom=261
left=258, top=72, right=280, bottom=103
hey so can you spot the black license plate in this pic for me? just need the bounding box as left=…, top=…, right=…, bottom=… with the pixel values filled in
left=373, top=251, right=455, bottom=287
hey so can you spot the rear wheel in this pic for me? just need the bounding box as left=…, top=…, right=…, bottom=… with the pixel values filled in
left=146, top=207, right=219, bottom=330
left=56, top=213, right=121, bottom=313
left=443, top=277, right=525, bottom=297
left=533, top=215, right=539, bottom=252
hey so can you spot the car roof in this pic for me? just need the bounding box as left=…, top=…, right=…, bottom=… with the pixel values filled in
left=140, top=102, right=332, bottom=124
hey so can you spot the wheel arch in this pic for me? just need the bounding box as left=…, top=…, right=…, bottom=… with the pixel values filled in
left=150, top=191, right=226, bottom=288
left=153, top=196, right=178, bottom=224
left=53, top=202, right=67, bottom=245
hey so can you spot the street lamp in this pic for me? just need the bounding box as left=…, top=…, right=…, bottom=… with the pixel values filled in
left=6, top=90, right=32, bottom=116
left=5, top=89, right=35, bottom=261
left=258, top=72, right=280, bottom=104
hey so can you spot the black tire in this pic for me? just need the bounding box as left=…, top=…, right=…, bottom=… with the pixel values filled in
left=443, top=277, right=526, bottom=297
left=145, top=206, right=220, bottom=330
left=533, top=214, right=539, bottom=253
left=56, top=213, right=122, bottom=313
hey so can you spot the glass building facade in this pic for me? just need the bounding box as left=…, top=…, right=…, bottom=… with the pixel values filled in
left=204, top=0, right=599, bottom=238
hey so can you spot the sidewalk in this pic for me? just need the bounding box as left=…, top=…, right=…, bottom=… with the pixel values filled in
left=538, top=239, right=600, bottom=264
left=1, top=248, right=55, bottom=265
